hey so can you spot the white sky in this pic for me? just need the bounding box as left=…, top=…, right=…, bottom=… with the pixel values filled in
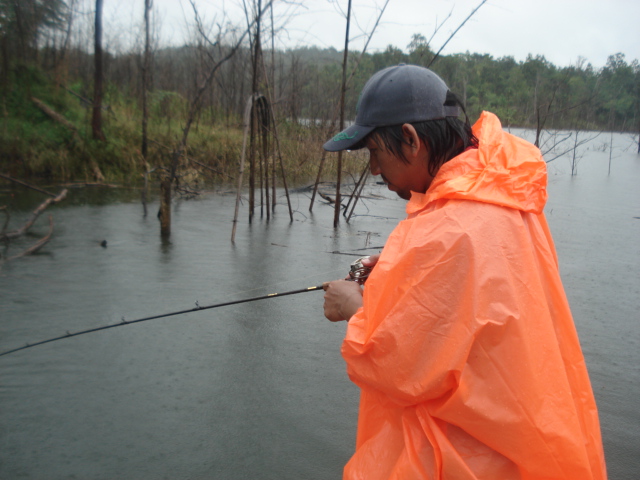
left=104, top=0, right=640, bottom=69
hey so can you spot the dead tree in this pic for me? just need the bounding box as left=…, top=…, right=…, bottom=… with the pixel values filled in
left=2, top=216, right=55, bottom=264
left=30, top=98, right=104, bottom=181
left=231, top=96, right=255, bottom=243
left=140, top=0, right=153, bottom=217
left=332, top=0, right=352, bottom=228
left=158, top=0, right=274, bottom=236
left=91, top=0, right=106, bottom=141
left=248, top=0, right=264, bottom=222
left=0, top=177, right=67, bottom=265
left=312, top=0, right=487, bottom=224
left=0, top=189, right=68, bottom=241
left=308, top=0, right=388, bottom=217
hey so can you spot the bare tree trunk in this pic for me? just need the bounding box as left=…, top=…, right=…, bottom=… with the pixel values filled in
left=12, top=2, right=27, bottom=62
left=607, top=109, right=613, bottom=175
left=334, top=0, right=352, bottom=228
left=260, top=99, right=270, bottom=220
left=571, top=131, right=579, bottom=176
left=92, top=0, right=106, bottom=141
left=232, top=95, right=255, bottom=243
left=270, top=3, right=277, bottom=213
left=249, top=0, right=263, bottom=222
left=258, top=56, right=293, bottom=222
left=141, top=0, right=152, bottom=217
left=159, top=176, right=171, bottom=236
left=53, top=0, right=76, bottom=77
left=141, top=0, right=151, bottom=160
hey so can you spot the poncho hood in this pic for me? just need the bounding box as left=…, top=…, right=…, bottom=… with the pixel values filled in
left=407, top=111, right=547, bottom=216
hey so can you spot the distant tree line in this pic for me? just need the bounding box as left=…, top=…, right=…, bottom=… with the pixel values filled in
left=3, top=1, right=637, bottom=131
left=50, top=40, right=638, bottom=133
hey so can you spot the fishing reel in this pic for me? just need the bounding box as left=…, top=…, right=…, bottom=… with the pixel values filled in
left=349, top=256, right=373, bottom=285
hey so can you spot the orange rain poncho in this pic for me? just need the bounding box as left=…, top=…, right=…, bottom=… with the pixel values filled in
left=341, top=112, right=607, bottom=479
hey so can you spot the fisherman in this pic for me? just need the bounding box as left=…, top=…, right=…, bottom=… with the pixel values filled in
left=322, top=64, right=607, bottom=479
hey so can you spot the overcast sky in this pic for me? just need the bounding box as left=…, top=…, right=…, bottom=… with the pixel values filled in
left=105, top=0, right=640, bottom=69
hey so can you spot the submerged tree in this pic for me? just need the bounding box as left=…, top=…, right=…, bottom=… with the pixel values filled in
left=157, top=0, right=275, bottom=236
left=91, top=0, right=106, bottom=141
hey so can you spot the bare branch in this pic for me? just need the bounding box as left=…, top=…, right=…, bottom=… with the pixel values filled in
left=345, top=0, right=389, bottom=87
left=428, top=0, right=487, bottom=68
left=0, top=173, right=58, bottom=198
left=5, top=216, right=55, bottom=262
left=31, top=97, right=81, bottom=142
left=310, top=0, right=389, bottom=213
left=427, top=10, right=453, bottom=47
left=188, top=0, right=220, bottom=50
left=180, top=0, right=275, bottom=150
left=543, top=131, right=603, bottom=163
left=0, top=190, right=68, bottom=241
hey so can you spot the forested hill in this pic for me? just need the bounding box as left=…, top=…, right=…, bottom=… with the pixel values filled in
left=114, top=41, right=638, bottom=133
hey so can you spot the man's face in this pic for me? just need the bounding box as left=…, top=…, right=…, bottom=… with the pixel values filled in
left=365, top=135, right=433, bottom=200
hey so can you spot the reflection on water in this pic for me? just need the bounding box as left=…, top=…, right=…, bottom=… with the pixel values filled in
left=1, top=132, right=638, bottom=479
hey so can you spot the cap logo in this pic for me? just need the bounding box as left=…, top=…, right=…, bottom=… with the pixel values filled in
left=333, top=131, right=358, bottom=142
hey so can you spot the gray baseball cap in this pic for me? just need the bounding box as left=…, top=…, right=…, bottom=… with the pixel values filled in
left=323, top=64, right=460, bottom=152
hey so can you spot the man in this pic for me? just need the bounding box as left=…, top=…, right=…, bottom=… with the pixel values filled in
left=322, top=64, right=607, bottom=479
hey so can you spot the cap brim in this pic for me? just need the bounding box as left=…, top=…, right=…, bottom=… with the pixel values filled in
left=323, top=124, right=375, bottom=152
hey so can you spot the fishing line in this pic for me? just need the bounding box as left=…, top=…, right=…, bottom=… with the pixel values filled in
left=0, top=284, right=326, bottom=358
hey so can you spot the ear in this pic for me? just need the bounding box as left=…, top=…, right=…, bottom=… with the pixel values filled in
left=401, top=123, right=420, bottom=155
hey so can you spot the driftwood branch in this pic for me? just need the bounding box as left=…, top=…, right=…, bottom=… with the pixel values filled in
left=59, top=182, right=120, bottom=188
left=0, top=189, right=67, bottom=241
left=1, top=206, right=9, bottom=234
left=318, top=191, right=336, bottom=204
left=31, top=97, right=81, bottom=142
left=31, top=97, right=105, bottom=182
left=4, top=215, right=55, bottom=262
left=0, top=172, right=58, bottom=197
left=187, top=158, right=235, bottom=180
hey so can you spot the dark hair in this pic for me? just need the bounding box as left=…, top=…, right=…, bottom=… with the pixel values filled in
left=365, top=92, right=478, bottom=177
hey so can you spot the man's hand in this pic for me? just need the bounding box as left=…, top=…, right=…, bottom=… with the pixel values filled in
left=361, top=254, right=380, bottom=269
left=323, top=280, right=364, bottom=322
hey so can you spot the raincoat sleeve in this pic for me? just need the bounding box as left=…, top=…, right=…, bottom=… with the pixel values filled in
left=343, top=208, right=480, bottom=406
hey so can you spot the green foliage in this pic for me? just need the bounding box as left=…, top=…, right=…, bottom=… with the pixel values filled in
left=0, top=0, right=68, bottom=63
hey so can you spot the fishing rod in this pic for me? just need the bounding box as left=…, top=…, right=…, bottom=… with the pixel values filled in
left=0, top=257, right=373, bottom=358
left=0, top=285, right=325, bottom=358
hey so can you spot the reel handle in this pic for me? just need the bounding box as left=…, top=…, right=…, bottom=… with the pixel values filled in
left=349, top=256, right=373, bottom=285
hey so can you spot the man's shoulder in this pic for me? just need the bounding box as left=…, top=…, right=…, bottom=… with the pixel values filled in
left=401, top=199, right=535, bottom=244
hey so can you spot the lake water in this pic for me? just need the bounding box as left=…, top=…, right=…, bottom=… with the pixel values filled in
left=1, top=131, right=638, bottom=479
